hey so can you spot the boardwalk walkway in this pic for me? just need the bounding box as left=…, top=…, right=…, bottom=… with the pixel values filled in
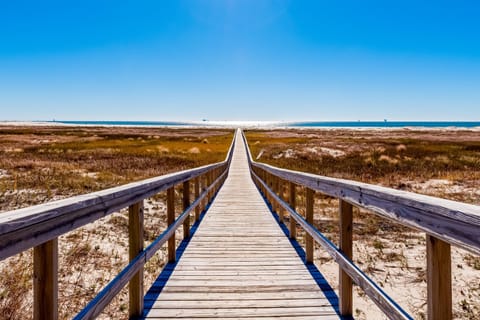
left=143, top=132, right=339, bottom=319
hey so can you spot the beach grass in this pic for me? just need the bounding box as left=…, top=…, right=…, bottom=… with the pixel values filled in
left=0, top=126, right=233, bottom=211
left=0, top=126, right=233, bottom=319
left=245, top=128, right=480, bottom=319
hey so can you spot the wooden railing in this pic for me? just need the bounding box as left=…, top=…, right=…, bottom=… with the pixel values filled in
left=242, top=131, right=480, bottom=320
left=0, top=133, right=236, bottom=320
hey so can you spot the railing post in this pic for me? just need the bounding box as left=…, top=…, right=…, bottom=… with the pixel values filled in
left=183, top=181, right=190, bottom=239
left=194, top=177, right=200, bottom=221
left=201, top=174, right=206, bottom=212
left=339, top=199, right=353, bottom=317
left=266, top=173, right=271, bottom=205
left=279, top=178, right=285, bottom=223
left=167, top=187, right=176, bottom=263
left=306, top=188, right=314, bottom=264
left=273, top=176, right=279, bottom=214
left=207, top=171, right=212, bottom=203
left=289, top=182, right=296, bottom=240
left=129, top=201, right=144, bottom=318
left=427, top=235, right=452, bottom=320
left=258, top=169, right=263, bottom=193
left=34, top=239, right=58, bottom=320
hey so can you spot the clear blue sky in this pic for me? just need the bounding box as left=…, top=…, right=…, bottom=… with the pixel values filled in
left=1, top=0, right=479, bottom=121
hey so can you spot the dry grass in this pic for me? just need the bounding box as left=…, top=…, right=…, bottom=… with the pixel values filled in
left=245, top=128, right=480, bottom=320
left=0, top=125, right=233, bottom=319
left=245, top=129, right=480, bottom=202
left=0, top=126, right=232, bottom=211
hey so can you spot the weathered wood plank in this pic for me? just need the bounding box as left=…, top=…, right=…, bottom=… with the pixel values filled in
left=146, top=298, right=333, bottom=308
left=144, top=291, right=335, bottom=301
left=145, top=306, right=337, bottom=318
left=306, top=188, right=314, bottom=264
left=427, top=235, right=452, bottom=320
left=339, top=199, right=353, bottom=317
left=167, top=187, right=175, bottom=263
left=289, top=181, right=297, bottom=240
left=34, top=239, right=58, bottom=320
left=194, top=177, right=200, bottom=221
left=129, top=201, right=144, bottom=319
left=182, top=181, right=190, bottom=239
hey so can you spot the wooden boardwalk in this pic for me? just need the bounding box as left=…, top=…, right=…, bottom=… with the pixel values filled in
left=143, top=132, right=339, bottom=319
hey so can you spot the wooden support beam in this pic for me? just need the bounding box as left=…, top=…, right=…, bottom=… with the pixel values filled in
left=339, top=199, right=353, bottom=317
left=279, top=178, right=285, bottom=223
left=201, top=174, right=206, bottom=212
left=167, top=187, right=175, bottom=263
left=273, top=176, right=278, bottom=214
left=34, top=239, right=58, bottom=320
left=289, top=182, right=296, bottom=240
left=183, top=181, right=190, bottom=239
left=261, top=170, right=266, bottom=195
left=306, top=188, right=314, bottom=264
left=207, top=171, right=213, bottom=203
left=128, top=201, right=144, bottom=318
left=266, top=173, right=271, bottom=205
left=194, top=177, right=200, bottom=221
left=427, top=235, right=452, bottom=320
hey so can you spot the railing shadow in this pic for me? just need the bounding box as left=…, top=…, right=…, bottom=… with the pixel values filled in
left=258, top=189, right=350, bottom=319
left=142, top=200, right=213, bottom=318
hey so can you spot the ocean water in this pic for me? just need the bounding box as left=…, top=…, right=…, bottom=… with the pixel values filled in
left=289, top=121, right=480, bottom=128
left=53, top=120, right=191, bottom=126
left=49, top=120, right=480, bottom=128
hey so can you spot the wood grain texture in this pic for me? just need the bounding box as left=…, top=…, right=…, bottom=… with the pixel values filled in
left=167, top=187, right=176, bottom=263
left=194, top=177, right=200, bottom=221
left=305, top=188, right=314, bottom=264
left=129, top=201, right=144, bottom=319
left=427, top=235, right=452, bottom=320
left=339, top=200, right=353, bottom=317
left=182, top=181, right=190, bottom=239
left=143, top=130, right=338, bottom=319
left=34, top=239, right=58, bottom=320
left=289, top=181, right=297, bottom=240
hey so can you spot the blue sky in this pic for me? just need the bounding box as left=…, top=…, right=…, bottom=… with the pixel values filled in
left=1, top=0, right=479, bottom=121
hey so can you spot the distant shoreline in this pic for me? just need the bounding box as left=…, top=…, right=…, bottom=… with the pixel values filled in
left=1, top=120, right=480, bottom=130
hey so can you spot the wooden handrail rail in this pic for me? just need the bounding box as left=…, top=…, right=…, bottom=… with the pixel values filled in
left=0, top=131, right=236, bottom=261
left=74, top=170, right=229, bottom=319
left=0, top=130, right=236, bottom=320
left=252, top=169, right=411, bottom=320
left=242, top=129, right=480, bottom=320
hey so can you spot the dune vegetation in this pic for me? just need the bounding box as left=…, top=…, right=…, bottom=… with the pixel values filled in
left=245, top=128, right=480, bottom=319
left=0, top=126, right=233, bottom=319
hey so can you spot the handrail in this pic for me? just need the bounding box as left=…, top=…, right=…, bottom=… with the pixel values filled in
left=74, top=171, right=228, bottom=319
left=0, top=130, right=236, bottom=320
left=252, top=170, right=411, bottom=320
left=0, top=131, right=236, bottom=260
left=242, top=129, right=480, bottom=320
